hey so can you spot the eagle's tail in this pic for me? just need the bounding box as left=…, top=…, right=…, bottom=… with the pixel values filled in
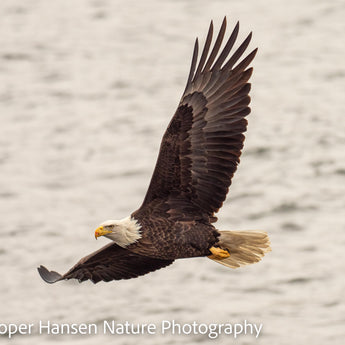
left=208, top=230, right=271, bottom=268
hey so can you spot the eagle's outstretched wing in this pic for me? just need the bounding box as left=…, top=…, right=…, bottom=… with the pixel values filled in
left=139, top=17, right=257, bottom=219
left=38, top=243, right=173, bottom=284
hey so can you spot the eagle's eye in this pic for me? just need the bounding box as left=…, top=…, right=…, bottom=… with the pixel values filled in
left=106, top=224, right=115, bottom=230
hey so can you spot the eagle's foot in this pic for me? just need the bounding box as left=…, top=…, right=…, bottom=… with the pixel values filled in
left=208, top=246, right=230, bottom=259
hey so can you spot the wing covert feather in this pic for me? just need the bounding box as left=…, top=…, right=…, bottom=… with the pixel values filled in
left=38, top=243, right=173, bottom=284
left=140, top=17, right=257, bottom=219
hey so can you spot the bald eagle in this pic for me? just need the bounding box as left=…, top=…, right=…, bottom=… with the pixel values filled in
left=38, top=17, right=271, bottom=284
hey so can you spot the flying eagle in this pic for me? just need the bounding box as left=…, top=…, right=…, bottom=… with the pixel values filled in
left=38, top=17, right=271, bottom=284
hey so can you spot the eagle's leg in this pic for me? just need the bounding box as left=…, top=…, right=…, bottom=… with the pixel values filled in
left=208, top=246, right=230, bottom=259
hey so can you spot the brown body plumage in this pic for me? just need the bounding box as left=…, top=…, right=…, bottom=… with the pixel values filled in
left=38, top=17, right=271, bottom=284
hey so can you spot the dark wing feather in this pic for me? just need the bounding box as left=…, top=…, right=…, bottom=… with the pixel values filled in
left=38, top=243, right=174, bottom=284
left=140, top=17, right=256, bottom=218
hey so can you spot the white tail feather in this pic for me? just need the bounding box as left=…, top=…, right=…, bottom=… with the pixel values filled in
left=209, top=230, right=271, bottom=269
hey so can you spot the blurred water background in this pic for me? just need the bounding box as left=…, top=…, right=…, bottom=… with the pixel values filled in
left=0, top=0, right=344, bottom=344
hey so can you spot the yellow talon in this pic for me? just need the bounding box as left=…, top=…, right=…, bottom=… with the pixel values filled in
left=208, top=246, right=230, bottom=259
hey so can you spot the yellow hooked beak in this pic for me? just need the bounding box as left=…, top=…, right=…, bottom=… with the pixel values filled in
left=94, top=226, right=113, bottom=239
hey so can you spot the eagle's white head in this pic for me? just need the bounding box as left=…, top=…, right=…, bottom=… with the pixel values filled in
left=94, top=216, right=142, bottom=248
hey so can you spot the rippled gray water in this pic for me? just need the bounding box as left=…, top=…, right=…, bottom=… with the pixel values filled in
left=0, top=0, right=344, bottom=344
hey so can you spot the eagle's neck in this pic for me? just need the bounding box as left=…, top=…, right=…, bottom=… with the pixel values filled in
left=106, top=216, right=142, bottom=248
